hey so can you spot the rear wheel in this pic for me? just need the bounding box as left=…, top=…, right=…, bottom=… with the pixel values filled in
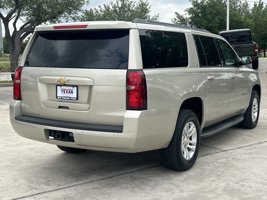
left=239, top=90, right=260, bottom=129
left=161, top=109, right=200, bottom=171
left=57, top=145, right=86, bottom=153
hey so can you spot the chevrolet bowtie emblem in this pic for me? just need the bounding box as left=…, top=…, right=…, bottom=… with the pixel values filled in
left=56, top=78, right=70, bottom=85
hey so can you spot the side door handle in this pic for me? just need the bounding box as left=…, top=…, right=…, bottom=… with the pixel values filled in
left=207, top=76, right=215, bottom=80
left=230, top=74, right=236, bottom=79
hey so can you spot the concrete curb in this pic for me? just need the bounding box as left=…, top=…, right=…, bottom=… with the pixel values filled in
left=0, top=83, right=12, bottom=87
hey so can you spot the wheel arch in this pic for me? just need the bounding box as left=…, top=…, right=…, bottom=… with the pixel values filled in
left=179, top=97, right=203, bottom=127
left=252, top=84, right=261, bottom=99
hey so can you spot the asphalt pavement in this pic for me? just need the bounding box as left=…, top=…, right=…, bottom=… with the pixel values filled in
left=0, top=59, right=267, bottom=200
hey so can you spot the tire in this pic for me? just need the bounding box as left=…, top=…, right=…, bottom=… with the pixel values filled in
left=161, top=109, right=200, bottom=171
left=57, top=145, right=86, bottom=153
left=239, top=90, right=260, bottom=129
left=252, top=58, right=259, bottom=70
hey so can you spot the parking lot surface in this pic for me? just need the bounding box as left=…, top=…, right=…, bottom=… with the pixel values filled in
left=1, top=59, right=267, bottom=200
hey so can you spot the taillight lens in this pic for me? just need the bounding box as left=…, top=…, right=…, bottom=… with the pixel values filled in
left=255, top=45, right=259, bottom=53
left=126, top=70, right=147, bottom=110
left=13, top=66, right=23, bottom=100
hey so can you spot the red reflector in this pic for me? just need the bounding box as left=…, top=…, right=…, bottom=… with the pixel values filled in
left=126, top=70, right=147, bottom=110
left=53, top=24, right=88, bottom=29
left=13, top=66, right=23, bottom=100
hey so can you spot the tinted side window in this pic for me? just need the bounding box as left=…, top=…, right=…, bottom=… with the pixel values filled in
left=139, top=30, right=188, bottom=68
left=25, top=30, right=129, bottom=69
left=217, top=39, right=238, bottom=67
left=193, top=35, right=207, bottom=66
left=194, top=35, right=222, bottom=67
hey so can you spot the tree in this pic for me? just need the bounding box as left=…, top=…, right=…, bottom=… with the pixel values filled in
left=81, top=0, right=158, bottom=21
left=250, top=1, right=267, bottom=56
left=3, top=37, right=8, bottom=53
left=0, top=0, right=87, bottom=72
left=172, top=0, right=251, bottom=34
left=172, top=0, right=267, bottom=56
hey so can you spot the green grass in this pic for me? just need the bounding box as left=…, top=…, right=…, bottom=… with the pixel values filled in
left=0, top=56, right=10, bottom=62
left=0, top=80, right=12, bottom=83
left=0, top=61, right=11, bottom=72
left=0, top=55, right=11, bottom=72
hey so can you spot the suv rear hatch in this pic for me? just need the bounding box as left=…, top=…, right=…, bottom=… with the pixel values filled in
left=20, top=28, right=130, bottom=126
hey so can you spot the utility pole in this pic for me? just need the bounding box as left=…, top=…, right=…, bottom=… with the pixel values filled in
left=226, top=0, right=230, bottom=30
left=0, top=19, right=3, bottom=55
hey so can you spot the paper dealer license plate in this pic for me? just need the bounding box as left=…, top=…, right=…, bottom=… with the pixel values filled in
left=56, top=85, right=78, bottom=100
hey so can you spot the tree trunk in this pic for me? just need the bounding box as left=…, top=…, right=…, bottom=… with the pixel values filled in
left=10, top=49, right=20, bottom=80
left=10, top=51, right=20, bottom=71
left=8, top=34, right=21, bottom=80
left=9, top=35, right=21, bottom=72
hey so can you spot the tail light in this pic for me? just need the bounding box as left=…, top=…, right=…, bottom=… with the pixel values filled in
left=126, top=70, right=147, bottom=110
left=255, top=45, right=258, bottom=53
left=13, top=66, right=23, bottom=100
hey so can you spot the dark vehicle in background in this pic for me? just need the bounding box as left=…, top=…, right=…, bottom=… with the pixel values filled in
left=219, top=29, right=259, bottom=69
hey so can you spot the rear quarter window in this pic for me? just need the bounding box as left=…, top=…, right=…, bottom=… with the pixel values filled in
left=25, top=29, right=129, bottom=69
left=139, top=30, right=188, bottom=69
left=193, top=35, right=222, bottom=67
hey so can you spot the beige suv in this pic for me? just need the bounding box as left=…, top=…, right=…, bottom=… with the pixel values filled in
left=10, top=19, right=261, bottom=171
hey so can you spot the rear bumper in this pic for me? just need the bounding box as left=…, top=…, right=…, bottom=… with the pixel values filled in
left=10, top=100, right=177, bottom=153
left=15, top=115, right=123, bottom=133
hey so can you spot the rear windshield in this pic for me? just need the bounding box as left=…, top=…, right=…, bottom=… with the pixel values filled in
left=25, top=29, right=129, bottom=69
left=220, top=30, right=252, bottom=44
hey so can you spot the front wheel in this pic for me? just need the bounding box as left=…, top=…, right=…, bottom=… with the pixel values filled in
left=239, top=90, right=260, bottom=129
left=161, top=109, right=200, bottom=171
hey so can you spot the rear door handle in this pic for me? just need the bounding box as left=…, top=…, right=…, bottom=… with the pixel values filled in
left=207, top=76, right=215, bottom=80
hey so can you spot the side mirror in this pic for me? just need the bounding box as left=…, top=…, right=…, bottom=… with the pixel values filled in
left=240, top=56, right=252, bottom=65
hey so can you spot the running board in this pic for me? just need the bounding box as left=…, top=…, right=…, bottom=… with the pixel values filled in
left=201, top=115, right=244, bottom=138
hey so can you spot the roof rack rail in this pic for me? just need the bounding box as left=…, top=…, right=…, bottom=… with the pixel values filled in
left=132, top=18, right=209, bottom=33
